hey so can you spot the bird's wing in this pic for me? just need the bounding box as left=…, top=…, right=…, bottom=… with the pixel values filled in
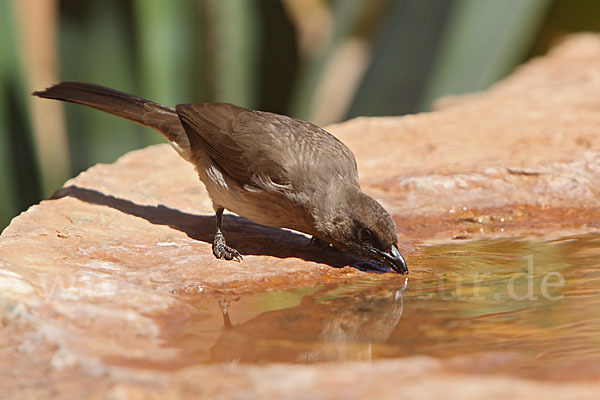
left=175, top=103, right=359, bottom=191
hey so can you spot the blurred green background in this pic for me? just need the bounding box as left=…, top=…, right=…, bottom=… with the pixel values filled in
left=1, top=0, right=599, bottom=231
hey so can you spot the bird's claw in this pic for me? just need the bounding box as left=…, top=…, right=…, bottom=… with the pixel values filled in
left=213, top=232, right=243, bottom=262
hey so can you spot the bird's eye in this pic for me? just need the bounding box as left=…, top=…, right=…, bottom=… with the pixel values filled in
left=359, top=228, right=372, bottom=241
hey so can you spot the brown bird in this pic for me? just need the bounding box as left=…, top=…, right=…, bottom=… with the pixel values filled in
left=33, top=82, right=408, bottom=274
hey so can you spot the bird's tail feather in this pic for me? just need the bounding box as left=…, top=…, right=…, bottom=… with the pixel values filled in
left=33, top=81, right=191, bottom=158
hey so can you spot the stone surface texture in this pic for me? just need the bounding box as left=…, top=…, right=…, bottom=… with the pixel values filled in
left=1, top=34, right=600, bottom=399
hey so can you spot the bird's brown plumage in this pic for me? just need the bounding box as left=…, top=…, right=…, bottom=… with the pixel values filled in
left=176, top=103, right=359, bottom=192
left=32, top=81, right=407, bottom=273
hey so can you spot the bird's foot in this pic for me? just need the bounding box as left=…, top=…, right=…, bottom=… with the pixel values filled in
left=213, top=232, right=243, bottom=262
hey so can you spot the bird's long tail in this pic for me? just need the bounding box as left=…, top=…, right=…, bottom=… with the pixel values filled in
left=33, top=81, right=192, bottom=159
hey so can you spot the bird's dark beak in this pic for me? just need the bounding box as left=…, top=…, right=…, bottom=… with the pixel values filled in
left=375, top=245, right=408, bottom=274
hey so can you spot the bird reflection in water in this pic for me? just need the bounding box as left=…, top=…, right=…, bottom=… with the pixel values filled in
left=210, top=277, right=408, bottom=363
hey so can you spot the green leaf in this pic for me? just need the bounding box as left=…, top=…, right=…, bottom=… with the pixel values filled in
left=420, top=0, right=552, bottom=110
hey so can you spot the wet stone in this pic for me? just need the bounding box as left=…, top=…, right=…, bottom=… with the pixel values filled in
left=159, top=234, right=599, bottom=379
left=2, top=34, right=600, bottom=399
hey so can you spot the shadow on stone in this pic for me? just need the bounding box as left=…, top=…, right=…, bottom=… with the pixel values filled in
left=53, top=185, right=389, bottom=272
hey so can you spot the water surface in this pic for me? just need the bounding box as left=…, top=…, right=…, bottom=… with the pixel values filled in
left=163, top=233, right=600, bottom=380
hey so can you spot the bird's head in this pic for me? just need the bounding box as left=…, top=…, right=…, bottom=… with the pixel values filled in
left=321, top=189, right=408, bottom=274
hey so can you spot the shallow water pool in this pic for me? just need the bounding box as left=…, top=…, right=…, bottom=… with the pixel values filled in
left=160, top=233, right=600, bottom=380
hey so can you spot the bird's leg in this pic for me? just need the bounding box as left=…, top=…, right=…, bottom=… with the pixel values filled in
left=213, top=208, right=243, bottom=262
left=218, top=299, right=233, bottom=329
